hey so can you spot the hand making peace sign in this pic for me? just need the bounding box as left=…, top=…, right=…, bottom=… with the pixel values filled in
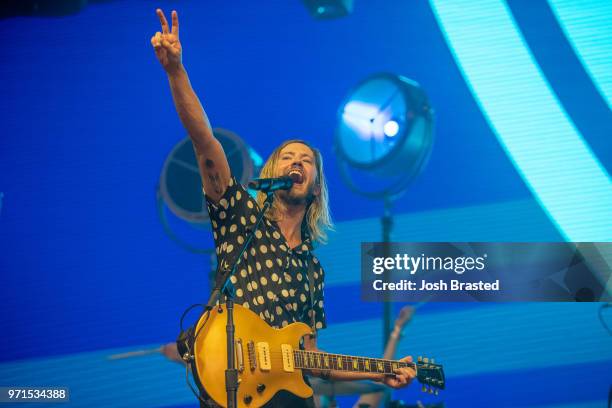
left=151, top=9, right=182, bottom=74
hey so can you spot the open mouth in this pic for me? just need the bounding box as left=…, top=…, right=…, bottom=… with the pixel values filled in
left=287, top=168, right=304, bottom=184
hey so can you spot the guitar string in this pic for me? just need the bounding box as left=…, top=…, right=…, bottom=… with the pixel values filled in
left=229, top=351, right=437, bottom=383
left=267, top=351, right=417, bottom=368
left=253, top=354, right=416, bottom=372
left=265, top=351, right=416, bottom=362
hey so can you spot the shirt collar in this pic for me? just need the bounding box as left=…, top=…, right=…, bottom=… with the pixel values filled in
left=295, top=224, right=313, bottom=254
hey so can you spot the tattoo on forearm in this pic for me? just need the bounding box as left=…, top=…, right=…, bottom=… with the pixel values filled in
left=208, top=172, right=223, bottom=195
left=204, top=158, right=223, bottom=195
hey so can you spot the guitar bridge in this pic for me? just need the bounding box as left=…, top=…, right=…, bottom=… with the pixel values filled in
left=247, top=341, right=257, bottom=371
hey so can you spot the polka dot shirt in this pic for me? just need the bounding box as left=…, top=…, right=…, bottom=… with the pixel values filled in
left=205, top=176, right=326, bottom=332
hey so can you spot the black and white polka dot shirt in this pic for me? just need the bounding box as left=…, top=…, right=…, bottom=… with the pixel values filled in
left=205, top=176, right=326, bottom=332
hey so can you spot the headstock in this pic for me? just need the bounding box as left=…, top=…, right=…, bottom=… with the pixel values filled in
left=415, top=356, right=445, bottom=395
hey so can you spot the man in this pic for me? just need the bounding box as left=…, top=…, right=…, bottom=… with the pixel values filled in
left=151, top=9, right=415, bottom=407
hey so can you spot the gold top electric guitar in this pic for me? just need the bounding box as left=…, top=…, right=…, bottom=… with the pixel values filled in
left=192, top=304, right=445, bottom=408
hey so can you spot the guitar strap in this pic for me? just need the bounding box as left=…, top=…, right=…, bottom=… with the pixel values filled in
left=306, top=256, right=333, bottom=381
left=306, top=256, right=317, bottom=337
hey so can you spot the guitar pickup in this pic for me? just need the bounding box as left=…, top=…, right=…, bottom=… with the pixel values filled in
left=257, top=342, right=271, bottom=371
left=280, top=344, right=294, bottom=372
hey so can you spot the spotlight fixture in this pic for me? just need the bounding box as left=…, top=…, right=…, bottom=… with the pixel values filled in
left=301, top=0, right=353, bottom=19
left=157, top=128, right=262, bottom=253
left=335, top=73, right=434, bottom=198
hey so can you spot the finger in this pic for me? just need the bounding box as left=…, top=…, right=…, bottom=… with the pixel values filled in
left=161, top=38, right=179, bottom=56
left=387, top=379, right=399, bottom=389
left=161, top=39, right=172, bottom=50
left=156, top=9, right=170, bottom=34
left=164, top=33, right=177, bottom=44
left=396, top=372, right=407, bottom=383
left=151, top=32, right=162, bottom=48
left=171, top=10, right=179, bottom=36
left=400, top=367, right=414, bottom=376
left=394, top=368, right=414, bottom=383
left=390, top=375, right=405, bottom=388
left=399, top=355, right=413, bottom=363
left=405, top=372, right=416, bottom=386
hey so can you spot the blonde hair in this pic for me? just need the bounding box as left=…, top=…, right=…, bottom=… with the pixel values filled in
left=256, top=140, right=333, bottom=245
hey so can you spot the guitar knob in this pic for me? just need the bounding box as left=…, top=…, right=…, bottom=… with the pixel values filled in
left=417, top=356, right=423, bottom=363
left=428, top=387, right=434, bottom=394
left=243, top=395, right=252, bottom=404
left=434, top=389, right=439, bottom=395
left=431, top=358, right=435, bottom=364
left=423, top=357, right=429, bottom=363
left=256, top=384, right=266, bottom=393
left=421, top=384, right=427, bottom=393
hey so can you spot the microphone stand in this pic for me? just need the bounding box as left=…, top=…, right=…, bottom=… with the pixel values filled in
left=204, top=190, right=276, bottom=408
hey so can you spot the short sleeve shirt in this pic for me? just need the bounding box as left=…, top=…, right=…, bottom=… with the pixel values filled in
left=205, top=176, right=326, bottom=331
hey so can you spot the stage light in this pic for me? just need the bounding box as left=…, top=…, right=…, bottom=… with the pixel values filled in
left=157, top=128, right=262, bottom=253
left=335, top=73, right=434, bottom=199
left=0, top=0, right=87, bottom=17
left=302, top=0, right=353, bottom=19
left=383, top=120, right=399, bottom=137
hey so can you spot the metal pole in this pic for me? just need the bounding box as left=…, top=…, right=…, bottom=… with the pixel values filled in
left=382, top=197, right=393, bottom=407
left=225, top=297, right=238, bottom=408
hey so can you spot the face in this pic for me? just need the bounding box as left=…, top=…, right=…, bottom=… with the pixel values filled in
left=274, top=142, right=320, bottom=205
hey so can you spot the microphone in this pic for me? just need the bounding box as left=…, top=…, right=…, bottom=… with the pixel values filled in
left=248, top=176, right=294, bottom=192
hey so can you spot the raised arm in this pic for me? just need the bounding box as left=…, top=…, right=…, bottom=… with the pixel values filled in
left=151, top=9, right=230, bottom=202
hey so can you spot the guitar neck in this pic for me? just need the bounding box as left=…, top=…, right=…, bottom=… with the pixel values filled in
left=293, top=350, right=414, bottom=375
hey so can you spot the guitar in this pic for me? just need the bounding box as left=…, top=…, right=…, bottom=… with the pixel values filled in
left=191, top=304, right=445, bottom=408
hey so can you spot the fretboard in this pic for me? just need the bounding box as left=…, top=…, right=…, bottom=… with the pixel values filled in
left=293, top=350, right=414, bottom=375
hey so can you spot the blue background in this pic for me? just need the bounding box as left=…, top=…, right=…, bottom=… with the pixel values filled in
left=0, top=1, right=610, bottom=407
